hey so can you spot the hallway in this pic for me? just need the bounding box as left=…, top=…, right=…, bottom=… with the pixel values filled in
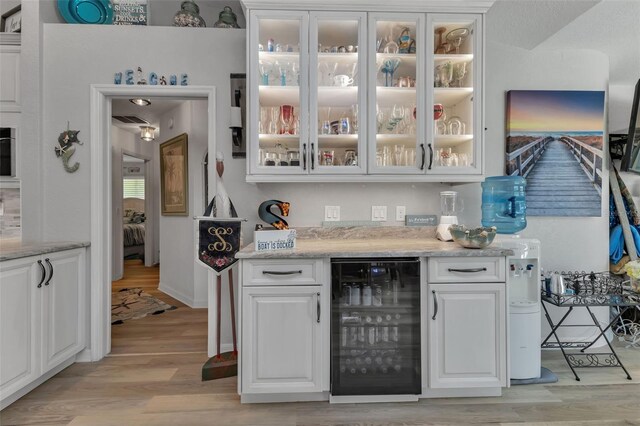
left=111, top=260, right=208, bottom=355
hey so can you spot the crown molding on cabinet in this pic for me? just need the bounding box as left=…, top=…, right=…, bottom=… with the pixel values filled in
left=241, top=0, right=495, bottom=14
left=0, top=33, right=21, bottom=46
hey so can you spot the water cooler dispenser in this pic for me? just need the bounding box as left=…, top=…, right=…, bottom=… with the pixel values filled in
left=482, top=176, right=541, bottom=380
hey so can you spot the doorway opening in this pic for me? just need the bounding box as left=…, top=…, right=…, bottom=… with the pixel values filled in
left=90, top=85, right=216, bottom=361
left=109, top=96, right=210, bottom=356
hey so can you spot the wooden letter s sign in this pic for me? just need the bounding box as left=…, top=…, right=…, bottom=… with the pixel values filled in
left=197, top=219, right=242, bottom=275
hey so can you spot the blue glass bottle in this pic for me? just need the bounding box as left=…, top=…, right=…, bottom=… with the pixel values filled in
left=481, top=176, right=527, bottom=234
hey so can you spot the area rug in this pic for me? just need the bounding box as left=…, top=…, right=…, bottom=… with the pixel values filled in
left=111, top=288, right=177, bottom=324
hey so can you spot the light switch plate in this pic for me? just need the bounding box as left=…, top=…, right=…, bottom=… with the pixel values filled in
left=324, top=205, right=340, bottom=221
left=396, top=206, right=406, bottom=222
left=371, top=206, right=387, bottom=221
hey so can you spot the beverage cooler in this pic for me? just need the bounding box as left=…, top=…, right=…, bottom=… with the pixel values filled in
left=330, top=258, right=421, bottom=396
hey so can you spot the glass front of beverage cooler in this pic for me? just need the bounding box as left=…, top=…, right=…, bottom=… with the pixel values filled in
left=331, top=258, right=421, bottom=396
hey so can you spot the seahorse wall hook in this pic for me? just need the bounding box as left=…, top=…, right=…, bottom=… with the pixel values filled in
left=258, top=200, right=291, bottom=230
left=54, top=122, right=83, bottom=173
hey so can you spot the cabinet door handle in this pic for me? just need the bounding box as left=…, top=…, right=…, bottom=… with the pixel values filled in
left=428, top=143, right=434, bottom=170
left=44, top=258, right=53, bottom=286
left=311, top=143, right=315, bottom=170
left=420, top=143, right=426, bottom=170
left=317, top=292, right=321, bottom=323
left=431, top=290, right=438, bottom=320
left=447, top=267, right=487, bottom=273
left=262, top=270, right=303, bottom=276
left=303, top=143, right=307, bottom=170
left=37, top=260, right=47, bottom=289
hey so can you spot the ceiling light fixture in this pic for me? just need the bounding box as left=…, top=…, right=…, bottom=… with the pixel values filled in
left=130, top=98, right=151, bottom=106
left=140, top=126, right=156, bottom=141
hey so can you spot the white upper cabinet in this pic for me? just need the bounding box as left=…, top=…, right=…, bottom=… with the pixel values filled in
left=245, top=3, right=485, bottom=182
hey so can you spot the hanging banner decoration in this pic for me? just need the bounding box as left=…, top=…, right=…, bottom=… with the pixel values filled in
left=196, top=218, right=243, bottom=275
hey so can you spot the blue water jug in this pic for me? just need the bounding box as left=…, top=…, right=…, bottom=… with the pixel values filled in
left=481, top=176, right=527, bottom=234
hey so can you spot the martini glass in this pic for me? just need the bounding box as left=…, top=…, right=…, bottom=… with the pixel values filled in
left=446, top=28, right=470, bottom=54
left=383, top=58, right=401, bottom=87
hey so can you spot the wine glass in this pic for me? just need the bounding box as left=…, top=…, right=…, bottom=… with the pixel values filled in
left=326, top=61, right=339, bottom=86
left=275, top=61, right=289, bottom=86
left=351, top=104, right=359, bottom=133
left=259, top=60, right=272, bottom=86
left=391, top=104, right=405, bottom=134
left=290, top=61, right=300, bottom=86
left=453, top=62, right=467, bottom=88
left=446, top=28, right=470, bottom=54
left=438, top=61, right=453, bottom=88
left=279, top=105, right=294, bottom=134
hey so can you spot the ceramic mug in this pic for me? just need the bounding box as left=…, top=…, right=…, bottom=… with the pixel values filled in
left=338, top=45, right=347, bottom=53
left=346, top=45, right=355, bottom=53
left=333, top=74, right=354, bottom=87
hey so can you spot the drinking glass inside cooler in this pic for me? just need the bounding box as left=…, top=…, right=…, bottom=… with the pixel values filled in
left=330, top=258, right=421, bottom=396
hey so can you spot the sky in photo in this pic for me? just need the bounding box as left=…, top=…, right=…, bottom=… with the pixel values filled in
left=507, top=90, right=605, bottom=133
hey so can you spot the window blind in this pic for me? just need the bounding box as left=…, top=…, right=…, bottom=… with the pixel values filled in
left=123, top=178, right=145, bottom=199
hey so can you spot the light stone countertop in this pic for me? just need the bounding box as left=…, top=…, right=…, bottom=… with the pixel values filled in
left=0, top=240, right=90, bottom=262
left=236, top=227, right=513, bottom=259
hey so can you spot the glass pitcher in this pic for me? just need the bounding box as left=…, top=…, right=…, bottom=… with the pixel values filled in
left=440, top=191, right=463, bottom=216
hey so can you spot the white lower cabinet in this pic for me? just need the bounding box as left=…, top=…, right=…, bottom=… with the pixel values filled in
left=0, top=248, right=86, bottom=408
left=40, top=250, right=86, bottom=372
left=428, top=283, right=506, bottom=389
left=242, top=285, right=324, bottom=394
left=0, top=258, right=39, bottom=400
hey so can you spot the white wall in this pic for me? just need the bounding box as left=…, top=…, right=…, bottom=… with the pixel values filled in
left=156, top=100, right=209, bottom=307
left=41, top=18, right=612, bottom=350
left=111, top=125, right=156, bottom=281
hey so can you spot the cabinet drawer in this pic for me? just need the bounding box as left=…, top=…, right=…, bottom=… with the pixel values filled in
left=243, top=259, right=324, bottom=286
left=428, top=257, right=505, bottom=283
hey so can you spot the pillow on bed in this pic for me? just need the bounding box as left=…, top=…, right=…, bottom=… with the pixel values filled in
left=130, top=212, right=145, bottom=223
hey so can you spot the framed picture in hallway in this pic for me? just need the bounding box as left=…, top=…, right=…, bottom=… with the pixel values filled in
left=160, top=133, right=189, bottom=216
left=505, top=90, right=605, bottom=217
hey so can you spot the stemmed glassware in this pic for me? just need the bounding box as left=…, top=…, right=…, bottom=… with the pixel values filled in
left=446, top=28, right=470, bottom=54
left=437, top=61, right=453, bottom=88
left=268, top=106, right=280, bottom=134
left=279, top=105, right=294, bottom=134
left=453, top=62, right=466, bottom=88
left=259, top=60, right=272, bottom=86
left=381, top=58, right=401, bottom=87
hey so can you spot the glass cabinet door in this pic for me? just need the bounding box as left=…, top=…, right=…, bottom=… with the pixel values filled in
left=249, top=11, right=309, bottom=175
left=427, top=14, right=481, bottom=174
left=310, top=12, right=366, bottom=174
left=368, top=13, right=425, bottom=174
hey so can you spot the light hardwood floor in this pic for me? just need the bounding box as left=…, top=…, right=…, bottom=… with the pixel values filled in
left=2, top=262, right=640, bottom=425
left=111, top=260, right=208, bottom=355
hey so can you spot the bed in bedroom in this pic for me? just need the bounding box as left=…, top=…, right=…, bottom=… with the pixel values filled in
left=123, top=197, right=145, bottom=260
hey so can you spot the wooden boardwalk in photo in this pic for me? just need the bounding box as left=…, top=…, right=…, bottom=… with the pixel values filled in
left=526, top=139, right=601, bottom=216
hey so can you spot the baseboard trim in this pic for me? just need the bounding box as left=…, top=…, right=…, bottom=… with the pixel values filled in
left=330, top=394, right=419, bottom=404
left=241, top=391, right=329, bottom=404
left=75, top=348, right=92, bottom=362
left=1, top=356, right=76, bottom=410
left=158, top=281, right=195, bottom=307
left=420, top=387, right=502, bottom=398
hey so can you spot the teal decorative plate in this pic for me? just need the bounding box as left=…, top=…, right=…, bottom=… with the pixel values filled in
left=57, top=0, right=113, bottom=24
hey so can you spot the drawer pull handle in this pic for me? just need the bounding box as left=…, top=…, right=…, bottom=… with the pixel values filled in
left=262, top=270, right=303, bottom=276
left=44, top=258, right=54, bottom=286
left=447, top=267, right=487, bottom=273
left=317, top=292, right=321, bottom=323
left=432, top=290, right=438, bottom=320
left=37, top=260, right=47, bottom=288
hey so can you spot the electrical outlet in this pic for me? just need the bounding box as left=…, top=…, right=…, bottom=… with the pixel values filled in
left=396, top=206, right=406, bottom=222
left=324, top=205, right=340, bottom=221
left=371, top=206, right=387, bottom=221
